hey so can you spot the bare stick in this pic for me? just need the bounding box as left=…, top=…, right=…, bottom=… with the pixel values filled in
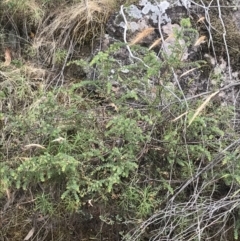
left=215, top=0, right=232, bottom=79
left=120, top=5, right=150, bottom=68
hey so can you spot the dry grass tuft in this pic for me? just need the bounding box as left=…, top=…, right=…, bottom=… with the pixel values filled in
left=35, top=0, right=115, bottom=47
left=31, top=0, right=116, bottom=69
left=23, top=63, right=46, bottom=80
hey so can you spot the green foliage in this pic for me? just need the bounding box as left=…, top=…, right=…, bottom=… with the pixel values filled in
left=162, top=18, right=201, bottom=70
left=35, top=194, right=55, bottom=215
left=1, top=66, right=150, bottom=207
left=3, top=113, right=145, bottom=207
left=2, top=0, right=44, bottom=22
left=54, top=49, right=67, bottom=64
left=0, top=163, right=15, bottom=193
left=119, top=183, right=160, bottom=219
left=234, top=209, right=240, bottom=240
left=0, top=7, right=239, bottom=239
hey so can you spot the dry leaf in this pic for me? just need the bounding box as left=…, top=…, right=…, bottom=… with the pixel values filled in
left=4, top=48, right=11, bottom=66
left=52, top=137, right=66, bottom=143
left=111, top=86, right=119, bottom=93
left=129, top=27, right=154, bottom=46
left=24, top=227, right=35, bottom=240
left=197, top=16, right=205, bottom=23
left=29, top=31, right=35, bottom=39
left=188, top=90, right=219, bottom=127
left=24, top=144, right=46, bottom=150
left=88, top=199, right=93, bottom=207
left=108, top=103, right=118, bottom=112
left=194, top=36, right=207, bottom=46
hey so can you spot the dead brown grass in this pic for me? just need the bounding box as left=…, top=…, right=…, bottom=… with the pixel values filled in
left=23, top=63, right=46, bottom=80
left=35, top=0, right=115, bottom=47
left=30, top=0, right=116, bottom=70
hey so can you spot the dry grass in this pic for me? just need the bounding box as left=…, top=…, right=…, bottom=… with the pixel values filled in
left=129, top=27, right=155, bottom=46
left=35, top=0, right=115, bottom=48
left=2, top=0, right=44, bottom=22
left=1, top=0, right=117, bottom=84
left=149, top=38, right=162, bottom=50
left=188, top=90, right=220, bottom=127
left=23, top=63, right=47, bottom=81
left=27, top=0, right=117, bottom=74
